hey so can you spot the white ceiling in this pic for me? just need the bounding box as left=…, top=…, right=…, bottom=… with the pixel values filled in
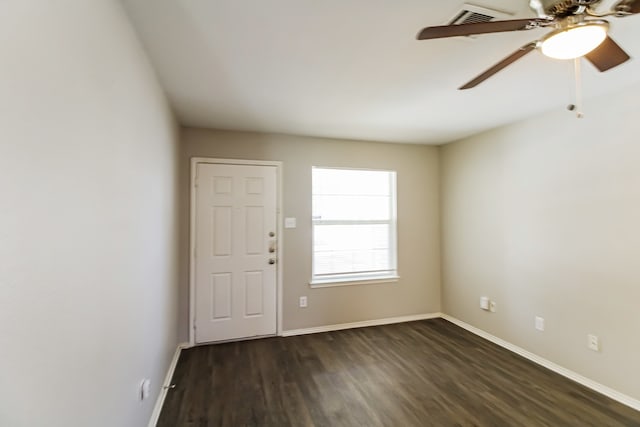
left=121, top=0, right=640, bottom=144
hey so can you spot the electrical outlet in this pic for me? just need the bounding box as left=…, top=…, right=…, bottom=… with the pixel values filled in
left=588, top=334, right=599, bottom=352
left=299, top=296, right=307, bottom=308
left=140, top=379, right=151, bottom=401
left=535, top=316, right=545, bottom=331
left=480, top=296, right=490, bottom=310
left=489, top=301, right=497, bottom=313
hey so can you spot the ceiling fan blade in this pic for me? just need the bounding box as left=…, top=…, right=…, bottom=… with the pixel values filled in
left=417, top=19, right=547, bottom=40
left=585, top=36, right=630, bottom=72
left=459, top=42, right=537, bottom=90
left=614, top=0, right=640, bottom=14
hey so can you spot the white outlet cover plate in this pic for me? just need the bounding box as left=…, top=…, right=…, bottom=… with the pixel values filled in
left=535, top=316, right=545, bottom=331
left=284, top=217, right=297, bottom=228
left=140, top=379, right=151, bottom=401
left=588, top=334, right=599, bottom=351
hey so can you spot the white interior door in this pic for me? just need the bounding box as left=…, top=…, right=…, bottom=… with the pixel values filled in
left=194, top=163, right=278, bottom=343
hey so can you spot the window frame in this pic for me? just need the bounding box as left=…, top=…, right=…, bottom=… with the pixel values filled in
left=309, top=166, right=399, bottom=287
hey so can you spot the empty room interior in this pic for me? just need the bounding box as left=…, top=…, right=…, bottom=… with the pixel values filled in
left=3, top=0, right=640, bottom=426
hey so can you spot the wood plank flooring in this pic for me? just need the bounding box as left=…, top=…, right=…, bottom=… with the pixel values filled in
left=158, top=319, right=640, bottom=426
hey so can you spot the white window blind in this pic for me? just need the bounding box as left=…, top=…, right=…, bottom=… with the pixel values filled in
left=311, top=167, right=397, bottom=285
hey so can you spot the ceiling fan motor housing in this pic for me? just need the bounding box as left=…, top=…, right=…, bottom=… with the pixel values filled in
left=536, top=0, right=602, bottom=16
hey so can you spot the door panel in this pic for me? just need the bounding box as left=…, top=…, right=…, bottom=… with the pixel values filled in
left=244, top=271, right=264, bottom=316
left=212, top=207, right=232, bottom=256
left=194, top=163, right=277, bottom=343
left=211, top=273, right=232, bottom=320
left=245, top=206, right=264, bottom=255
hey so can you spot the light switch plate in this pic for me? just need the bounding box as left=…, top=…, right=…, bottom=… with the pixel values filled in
left=284, top=217, right=297, bottom=228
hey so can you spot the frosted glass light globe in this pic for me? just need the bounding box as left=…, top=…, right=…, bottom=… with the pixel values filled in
left=540, top=21, right=608, bottom=60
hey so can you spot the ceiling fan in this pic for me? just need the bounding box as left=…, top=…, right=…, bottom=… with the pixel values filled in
left=417, top=0, right=639, bottom=89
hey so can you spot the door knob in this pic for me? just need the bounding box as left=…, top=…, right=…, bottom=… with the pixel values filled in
left=269, top=231, right=275, bottom=237
left=268, top=258, right=276, bottom=265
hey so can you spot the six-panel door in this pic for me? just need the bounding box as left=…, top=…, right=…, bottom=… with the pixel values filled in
left=194, top=163, right=277, bottom=343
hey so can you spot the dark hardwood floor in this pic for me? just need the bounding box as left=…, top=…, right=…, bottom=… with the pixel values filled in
left=158, top=319, right=640, bottom=427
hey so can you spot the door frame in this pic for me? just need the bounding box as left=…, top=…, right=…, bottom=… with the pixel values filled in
left=189, top=157, right=283, bottom=347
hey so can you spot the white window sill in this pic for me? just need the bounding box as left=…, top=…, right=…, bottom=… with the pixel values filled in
left=309, top=275, right=400, bottom=288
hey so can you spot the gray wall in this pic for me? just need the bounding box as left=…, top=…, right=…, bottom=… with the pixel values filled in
left=441, top=82, right=640, bottom=401
left=180, top=129, right=441, bottom=338
left=0, top=1, right=180, bottom=426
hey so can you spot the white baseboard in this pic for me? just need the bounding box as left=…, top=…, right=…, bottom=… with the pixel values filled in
left=148, top=342, right=190, bottom=427
left=441, top=314, right=640, bottom=412
left=281, top=312, right=442, bottom=337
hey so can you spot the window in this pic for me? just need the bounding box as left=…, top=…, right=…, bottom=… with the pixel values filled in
left=311, top=167, right=398, bottom=286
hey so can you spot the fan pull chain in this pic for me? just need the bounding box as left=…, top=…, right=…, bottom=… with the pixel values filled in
left=573, top=57, right=584, bottom=118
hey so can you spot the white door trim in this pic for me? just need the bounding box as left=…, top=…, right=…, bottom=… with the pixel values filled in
left=189, top=157, right=283, bottom=347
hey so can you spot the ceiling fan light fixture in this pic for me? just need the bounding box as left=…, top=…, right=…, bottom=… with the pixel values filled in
left=540, top=20, right=609, bottom=60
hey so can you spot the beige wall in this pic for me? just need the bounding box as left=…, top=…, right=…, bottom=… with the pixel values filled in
left=180, top=129, right=441, bottom=337
left=441, top=82, right=640, bottom=401
left=0, top=1, right=180, bottom=426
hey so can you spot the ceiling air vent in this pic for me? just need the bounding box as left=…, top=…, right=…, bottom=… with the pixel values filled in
left=447, top=3, right=511, bottom=27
